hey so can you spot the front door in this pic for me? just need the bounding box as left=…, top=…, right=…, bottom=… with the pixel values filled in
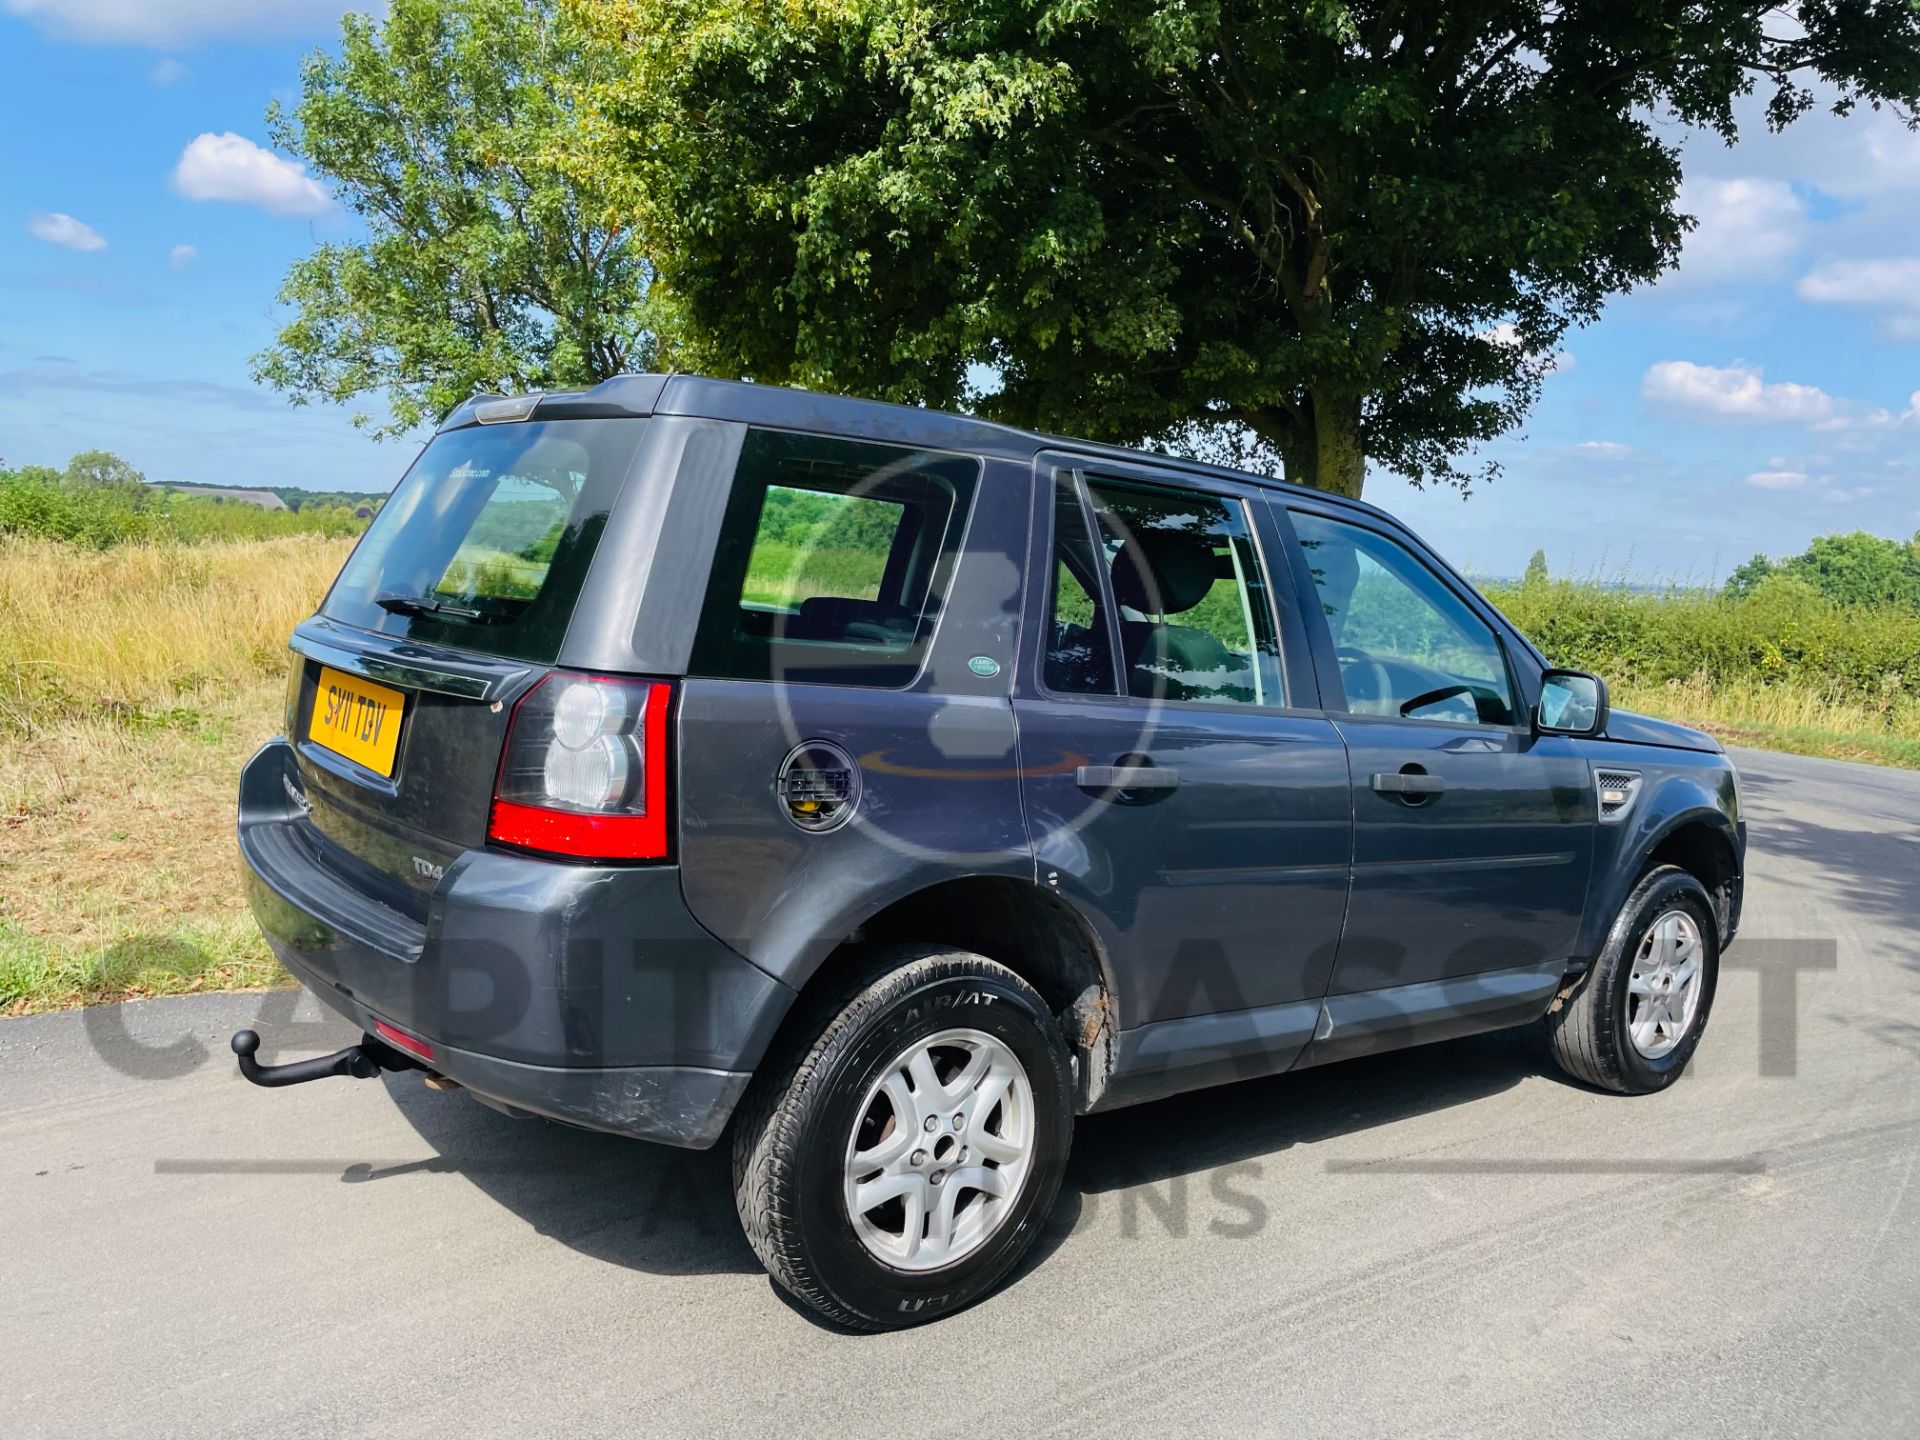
left=1013, top=460, right=1353, bottom=1104
left=1283, top=507, right=1595, bottom=1014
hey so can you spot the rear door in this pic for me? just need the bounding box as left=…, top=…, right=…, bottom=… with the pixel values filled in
left=289, top=414, right=650, bottom=917
left=1013, top=458, right=1352, bottom=1100
left=1280, top=504, right=1595, bottom=1003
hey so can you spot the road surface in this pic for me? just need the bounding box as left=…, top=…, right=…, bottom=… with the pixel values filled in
left=4, top=747, right=1917, bottom=1438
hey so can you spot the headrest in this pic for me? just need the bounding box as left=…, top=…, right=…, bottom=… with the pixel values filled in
left=1111, top=529, right=1219, bottom=615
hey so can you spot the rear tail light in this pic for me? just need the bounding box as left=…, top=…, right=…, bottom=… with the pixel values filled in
left=488, top=672, right=671, bottom=861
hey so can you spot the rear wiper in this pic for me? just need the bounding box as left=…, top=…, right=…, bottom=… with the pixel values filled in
left=375, top=591, right=486, bottom=621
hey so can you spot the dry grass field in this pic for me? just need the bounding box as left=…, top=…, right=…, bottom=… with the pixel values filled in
left=2, top=531, right=1915, bottom=1013
left=0, top=536, right=352, bottom=1012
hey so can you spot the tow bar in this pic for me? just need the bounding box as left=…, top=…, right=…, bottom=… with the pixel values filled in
left=230, top=1028, right=421, bottom=1088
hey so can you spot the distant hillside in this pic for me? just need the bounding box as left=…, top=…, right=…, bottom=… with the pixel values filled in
left=156, top=480, right=389, bottom=514
left=155, top=485, right=287, bottom=510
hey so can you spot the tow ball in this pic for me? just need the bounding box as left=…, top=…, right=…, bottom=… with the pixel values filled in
left=230, top=1028, right=420, bottom=1089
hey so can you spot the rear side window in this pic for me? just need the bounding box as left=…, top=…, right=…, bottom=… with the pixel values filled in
left=322, top=418, right=646, bottom=664
left=1082, top=475, right=1285, bottom=707
left=690, top=429, right=980, bottom=687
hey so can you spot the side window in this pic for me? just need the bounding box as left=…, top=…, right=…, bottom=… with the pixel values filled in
left=1043, top=477, right=1117, bottom=694
left=1290, top=511, right=1516, bottom=725
left=1082, top=475, right=1285, bottom=707
left=690, top=429, right=979, bottom=687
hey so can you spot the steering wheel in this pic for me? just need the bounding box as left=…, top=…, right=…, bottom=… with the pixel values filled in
left=1336, top=645, right=1396, bottom=716
left=1398, top=682, right=1479, bottom=721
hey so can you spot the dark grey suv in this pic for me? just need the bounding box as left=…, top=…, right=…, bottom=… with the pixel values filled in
left=235, top=374, right=1745, bottom=1328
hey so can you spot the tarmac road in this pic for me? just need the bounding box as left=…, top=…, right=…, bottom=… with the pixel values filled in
left=3, top=747, right=1917, bottom=1438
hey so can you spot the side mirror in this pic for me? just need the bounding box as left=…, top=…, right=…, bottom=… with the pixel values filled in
left=1536, top=669, right=1609, bottom=737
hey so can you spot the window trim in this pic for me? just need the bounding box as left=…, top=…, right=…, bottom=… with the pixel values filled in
left=1030, top=458, right=1310, bottom=716
left=1282, top=502, right=1529, bottom=732
left=1033, top=469, right=1124, bottom=699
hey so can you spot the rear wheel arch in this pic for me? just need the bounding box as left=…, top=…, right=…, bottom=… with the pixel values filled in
left=757, top=876, right=1118, bottom=1112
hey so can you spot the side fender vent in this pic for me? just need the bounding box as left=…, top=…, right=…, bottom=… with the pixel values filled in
left=1595, top=769, right=1643, bottom=823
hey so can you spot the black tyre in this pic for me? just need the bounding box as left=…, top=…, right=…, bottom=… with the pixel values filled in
left=1547, top=864, right=1719, bottom=1094
left=731, top=945, right=1074, bottom=1330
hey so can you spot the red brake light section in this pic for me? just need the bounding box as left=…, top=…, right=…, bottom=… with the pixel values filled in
left=487, top=675, right=672, bottom=862
left=373, top=1019, right=435, bottom=1062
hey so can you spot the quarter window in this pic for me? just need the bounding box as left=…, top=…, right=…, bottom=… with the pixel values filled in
left=1290, top=511, right=1516, bottom=725
left=1043, top=476, right=1117, bottom=694
left=690, top=429, right=979, bottom=687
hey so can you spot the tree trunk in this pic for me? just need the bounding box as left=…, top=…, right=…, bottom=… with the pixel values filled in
left=1244, top=397, right=1367, bottom=499
left=1305, top=389, right=1366, bottom=498
left=1262, top=391, right=1366, bottom=497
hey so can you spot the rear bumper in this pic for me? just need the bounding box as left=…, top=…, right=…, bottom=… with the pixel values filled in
left=238, top=739, right=791, bottom=1148
left=271, top=950, right=750, bottom=1147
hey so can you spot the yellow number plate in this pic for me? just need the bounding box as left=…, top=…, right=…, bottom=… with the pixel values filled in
left=309, top=666, right=406, bottom=777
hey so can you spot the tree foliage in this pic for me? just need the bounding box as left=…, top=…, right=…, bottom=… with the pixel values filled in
left=62, top=449, right=147, bottom=492
left=1726, top=530, right=1920, bottom=611
left=253, top=0, right=658, bottom=437
left=568, top=0, right=1920, bottom=496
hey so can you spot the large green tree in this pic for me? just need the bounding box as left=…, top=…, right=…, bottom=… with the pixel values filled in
left=254, top=0, right=658, bottom=437
left=570, top=0, right=1920, bottom=496
left=1726, top=530, right=1920, bottom=610
left=61, top=449, right=146, bottom=493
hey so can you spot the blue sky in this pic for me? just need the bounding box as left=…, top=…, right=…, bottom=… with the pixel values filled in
left=2, top=2, right=1917, bottom=579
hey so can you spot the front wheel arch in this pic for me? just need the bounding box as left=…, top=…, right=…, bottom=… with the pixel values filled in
left=1548, top=864, right=1720, bottom=1094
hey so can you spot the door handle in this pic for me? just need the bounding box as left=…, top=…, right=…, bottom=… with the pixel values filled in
left=1371, top=770, right=1446, bottom=796
left=1076, top=764, right=1180, bottom=794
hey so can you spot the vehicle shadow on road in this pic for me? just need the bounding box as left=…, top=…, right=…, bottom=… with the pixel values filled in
left=373, top=1072, right=763, bottom=1275
left=372, top=1022, right=1546, bottom=1315
left=1007, top=1025, right=1542, bottom=1285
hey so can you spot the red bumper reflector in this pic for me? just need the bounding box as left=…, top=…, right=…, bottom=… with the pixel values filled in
left=373, top=1019, right=435, bottom=1062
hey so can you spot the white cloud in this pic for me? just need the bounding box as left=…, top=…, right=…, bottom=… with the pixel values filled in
left=1680, top=84, right=1920, bottom=203
left=1570, top=441, right=1632, bottom=459
left=169, top=243, right=198, bottom=270
left=25, top=211, right=107, bottom=252
left=1671, top=178, right=1807, bottom=285
left=170, top=133, right=332, bottom=218
left=1640, top=360, right=1835, bottom=424
left=1796, top=258, right=1920, bottom=341
left=149, top=57, right=188, bottom=86
left=1812, top=389, right=1920, bottom=434
left=2, top=0, right=354, bottom=48
left=1797, top=257, right=1920, bottom=305
left=1744, top=469, right=1809, bottom=490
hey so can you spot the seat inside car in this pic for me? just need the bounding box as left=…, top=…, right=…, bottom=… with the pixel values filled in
left=1109, top=529, right=1234, bottom=700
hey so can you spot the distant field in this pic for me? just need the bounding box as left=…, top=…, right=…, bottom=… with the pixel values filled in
left=0, top=469, right=365, bottom=547
left=2, top=529, right=1916, bottom=1014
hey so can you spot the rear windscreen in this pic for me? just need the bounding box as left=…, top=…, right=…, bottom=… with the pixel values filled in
left=322, top=418, right=646, bottom=663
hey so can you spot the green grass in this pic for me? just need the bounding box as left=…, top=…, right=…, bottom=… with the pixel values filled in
left=740, top=539, right=888, bottom=608
left=0, top=916, right=285, bottom=1016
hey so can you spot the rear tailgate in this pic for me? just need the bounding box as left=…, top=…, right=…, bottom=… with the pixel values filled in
left=276, top=413, right=651, bottom=907
left=283, top=619, right=536, bottom=921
